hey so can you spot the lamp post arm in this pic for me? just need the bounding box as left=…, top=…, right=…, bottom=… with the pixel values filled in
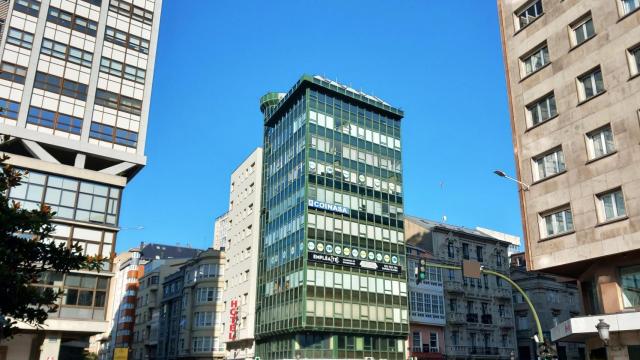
left=419, top=262, right=544, bottom=344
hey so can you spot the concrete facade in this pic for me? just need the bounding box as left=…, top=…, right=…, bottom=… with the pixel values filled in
left=0, top=0, right=162, bottom=358
left=213, top=212, right=230, bottom=251
left=404, top=216, right=517, bottom=359
left=510, top=253, right=585, bottom=360
left=220, top=148, right=263, bottom=360
left=497, top=0, right=640, bottom=358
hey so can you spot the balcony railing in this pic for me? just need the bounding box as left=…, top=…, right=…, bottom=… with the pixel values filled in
left=495, top=287, right=512, bottom=299
left=498, top=316, right=514, bottom=327
left=444, top=280, right=464, bottom=293
left=470, top=347, right=499, bottom=356
left=446, top=311, right=466, bottom=324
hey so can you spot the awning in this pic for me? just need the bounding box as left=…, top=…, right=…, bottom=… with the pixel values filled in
left=551, top=311, right=640, bottom=342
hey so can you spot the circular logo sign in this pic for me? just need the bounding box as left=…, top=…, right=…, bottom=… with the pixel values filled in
left=307, top=241, right=315, bottom=251
left=317, top=243, right=324, bottom=252
left=343, top=247, right=350, bottom=256
left=334, top=246, right=342, bottom=255
left=391, top=255, right=398, bottom=264
left=326, top=244, right=333, bottom=253
left=359, top=250, right=367, bottom=259
left=376, top=253, right=383, bottom=261
left=352, top=248, right=359, bottom=257
left=384, top=254, right=391, bottom=263
left=368, top=251, right=375, bottom=260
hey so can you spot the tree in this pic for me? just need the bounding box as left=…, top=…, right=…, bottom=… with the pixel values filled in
left=0, top=154, right=103, bottom=339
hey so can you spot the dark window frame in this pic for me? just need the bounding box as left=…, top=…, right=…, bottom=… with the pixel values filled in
left=41, top=38, right=94, bottom=68
left=109, top=0, right=153, bottom=25
left=7, top=27, right=34, bottom=49
left=27, top=106, right=83, bottom=135
left=0, top=62, right=28, bottom=84
left=94, top=88, right=142, bottom=115
left=34, top=71, right=88, bottom=101
left=89, top=121, right=138, bottom=148
left=47, top=6, right=98, bottom=37
left=13, top=0, right=40, bottom=17
left=104, top=26, right=150, bottom=54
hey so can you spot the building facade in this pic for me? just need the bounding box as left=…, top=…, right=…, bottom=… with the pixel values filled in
left=213, top=212, right=230, bottom=251
left=255, top=75, right=408, bottom=359
left=220, top=148, right=263, bottom=360
left=510, top=253, right=585, bottom=360
left=157, top=249, right=226, bottom=360
left=406, top=245, right=446, bottom=360
left=404, top=216, right=517, bottom=359
left=497, top=0, right=640, bottom=358
left=0, top=0, right=162, bottom=358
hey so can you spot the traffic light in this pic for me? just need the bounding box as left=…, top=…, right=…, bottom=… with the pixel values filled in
left=415, top=259, right=427, bottom=284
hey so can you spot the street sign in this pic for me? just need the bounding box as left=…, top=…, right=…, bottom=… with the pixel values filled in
left=114, top=348, right=128, bottom=360
left=462, top=260, right=481, bottom=279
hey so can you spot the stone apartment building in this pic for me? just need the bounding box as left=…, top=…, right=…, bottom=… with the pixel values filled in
left=157, top=249, right=226, bottom=360
left=404, top=216, right=517, bottom=359
left=497, top=0, right=640, bottom=358
left=510, top=253, right=585, bottom=360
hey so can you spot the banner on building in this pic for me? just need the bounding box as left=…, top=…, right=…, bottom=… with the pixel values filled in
left=308, top=251, right=401, bottom=274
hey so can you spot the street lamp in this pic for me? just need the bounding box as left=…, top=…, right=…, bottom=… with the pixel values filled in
left=596, top=319, right=610, bottom=346
left=493, top=169, right=530, bottom=191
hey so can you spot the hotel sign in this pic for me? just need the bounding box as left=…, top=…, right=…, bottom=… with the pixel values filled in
left=229, top=299, right=238, bottom=340
left=308, top=200, right=350, bottom=215
left=308, top=251, right=401, bottom=274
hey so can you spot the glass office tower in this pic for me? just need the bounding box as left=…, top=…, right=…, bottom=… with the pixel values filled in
left=256, top=75, right=408, bottom=360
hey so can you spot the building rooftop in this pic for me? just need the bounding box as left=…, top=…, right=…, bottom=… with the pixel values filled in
left=139, top=243, right=202, bottom=261
left=405, top=215, right=516, bottom=246
left=262, top=74, right=404, bottom=126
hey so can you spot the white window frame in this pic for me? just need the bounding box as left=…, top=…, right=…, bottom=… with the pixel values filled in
left=539, top=206, right=574, bottom=238
left=526, top=92, right=557, bottom=127
left=570, top=14, right=595, bottom=47
left=412, top=332, right=422, bottom=352
left=515, top=0, right=543, bottom=30
left=520, top=44, right=550, bottom=77
left=619, top=0, right=640, bottom=16
left=586, top=125, right=615, bottom=160
left=532, top=147, right=566, bottom=181
left=596, top=188, right=627, bottom=222
left=627, top=45, right=640, bottom=77
left=577, top=67, right=605, bottom=101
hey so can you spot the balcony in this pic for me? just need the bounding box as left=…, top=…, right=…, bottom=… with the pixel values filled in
left=444, top=280, right=464, bottom=293
left=446, top=312, right=466, bottom=324
left=470, top=347, right=499, bottom=356
left=498, top=316, right=514, bottom=328
left=495, top=287, right=512, bottom=299
left=481, top=314, right=493, bottom=324
left=466, top=313, right=478, bottom=323
left=445, top=345, right=468, bottom=356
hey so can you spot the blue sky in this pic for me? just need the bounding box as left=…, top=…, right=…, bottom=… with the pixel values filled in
left=116, top=1, right=523, bottom=252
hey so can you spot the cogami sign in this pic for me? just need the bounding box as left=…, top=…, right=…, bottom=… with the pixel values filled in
left=308, top=199, right=350, bottom=215
left=308, top=251, right=401, bottom=274
left=229, top=299, right=238, bottom=340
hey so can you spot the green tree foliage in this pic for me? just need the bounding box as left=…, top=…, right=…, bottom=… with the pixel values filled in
left=0, top=154, right=103, bottom=339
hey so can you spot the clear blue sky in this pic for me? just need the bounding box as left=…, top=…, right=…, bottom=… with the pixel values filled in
left=116, top=1, right=523, bottom=252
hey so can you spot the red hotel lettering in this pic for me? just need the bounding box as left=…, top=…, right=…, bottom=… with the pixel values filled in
left=229, top=299, right=239, bottom=340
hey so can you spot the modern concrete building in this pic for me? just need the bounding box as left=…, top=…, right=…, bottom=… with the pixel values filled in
left=157, top=249, right=226, bottom=360
left=510, top=252, right=585, bottom=360
left=213, top=212, right=230, bottom=251
left=404, top=216, right=517, bottom=359
left=219, top=148, right=263, bottom=360
left=497, top=0, right=640, bottom=358
left=0, top=0, right=162, bottom=358
left=255, top=75, right=408, bottom=359
left=406, top=244, right=446, bottom=360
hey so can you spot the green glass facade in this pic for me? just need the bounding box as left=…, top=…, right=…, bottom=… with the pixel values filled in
left=256, top=75, right=408, bottom=359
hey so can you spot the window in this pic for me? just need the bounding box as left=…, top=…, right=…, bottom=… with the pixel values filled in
left=541, top=206, right=574, bottom=237
left=0, top=62, right=28, bottom=84
left=7, top=28, right=34, bottom=49
left=14, top=0, right=40, bottom=17
left=476, top=246, right=483, bottom=262
left=109, top=0, right=153, bottom=25
left=27, top=106, right=83, bottom=135
left=521, top=45, right=549, bottom=76
left=449, top=298, right=457, bottom=312
left=104, top=26, right=150, bottom=54
left=517, top=314, right=530, bottom=330
left=516, top=1, right=543, bottom=30
left=430, top=333, right=438, bottom=352
left=627, top=45, right=640, bottom=76
left=586, top=125, right=615, bottom=159
left=597, top=188, right=626, bottom=221
left=90, top=122, right=138, bottom=148
left=620, top=0, right=640, bottom=16
left=191, top=336, right=213, bottom=353
left=462, top=243, right=469, bottom=260
left=34, top=72, right=88, bottom=101
left=194, top=311, right=214, bottom=327
left=57, top=273, right=108, bottom=308
left=533, top=147, right=565, bottom=181
left=41, top=38, right=93, bottom=67
left=447, top=242, right=454, bottom=258
left=571, top=15, right=595, bottom=47
left=452, top=331, right=459, bottom=345
left=526, top=93, right=557, bottom=126
left=621, top=265, right=640, bottom=308
left=0, top=98, right=20, bottom=119
left=100, top=57, right=146, bottom=83
left=48, top=7, right=98, bottom=37
left=578, top=67, right=605, bottom=101
left=81, top=0, right=101, bottom=6
left=94, top=89, right=142, bottom=115
left=411, top=332, right=421, bottom=352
